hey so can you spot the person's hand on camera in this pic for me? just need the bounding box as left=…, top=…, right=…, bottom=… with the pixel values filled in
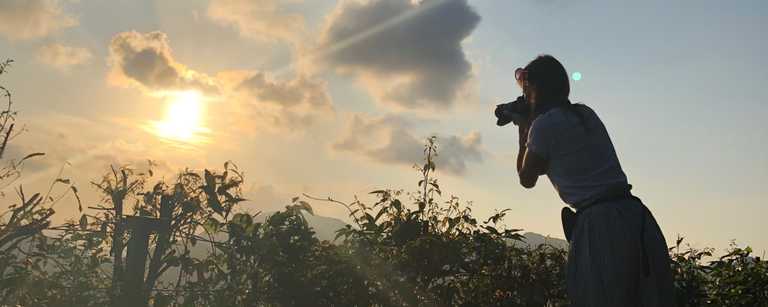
left=494, top=96, right=529, bottom=127
left=494, top=104, right=514, bottom=126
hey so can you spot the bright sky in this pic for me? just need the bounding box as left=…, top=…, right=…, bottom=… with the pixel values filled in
left=0, top=0, right=765, bottom=254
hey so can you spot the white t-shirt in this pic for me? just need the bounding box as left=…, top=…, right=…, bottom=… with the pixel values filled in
left=526, top=105, right=628, bottom=207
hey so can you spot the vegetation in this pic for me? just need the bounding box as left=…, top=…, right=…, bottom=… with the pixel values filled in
left=1, top=60, right=767, bottom=306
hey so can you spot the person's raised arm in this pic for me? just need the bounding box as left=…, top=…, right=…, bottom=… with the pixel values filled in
left=517, top=117, right=550, bottom=188
left=519, top=148, right=548, bottom=188
left=516, top=124, right=528, bottom=173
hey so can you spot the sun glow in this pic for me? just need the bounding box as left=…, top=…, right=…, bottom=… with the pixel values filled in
left=152, top=91, right=209, bottom=143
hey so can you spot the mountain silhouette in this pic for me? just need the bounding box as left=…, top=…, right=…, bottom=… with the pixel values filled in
left=287, top=212, right=569, bottom=249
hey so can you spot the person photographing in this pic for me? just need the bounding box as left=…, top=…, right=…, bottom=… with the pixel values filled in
left=495, top=55, right=676, bottom=306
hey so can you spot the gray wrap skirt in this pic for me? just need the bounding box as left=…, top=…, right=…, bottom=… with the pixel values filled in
left=566, top=198, right=677, bottom=307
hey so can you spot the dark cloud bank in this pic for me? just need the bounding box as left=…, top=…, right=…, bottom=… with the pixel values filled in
left=320, top=0, right=480, bottom=109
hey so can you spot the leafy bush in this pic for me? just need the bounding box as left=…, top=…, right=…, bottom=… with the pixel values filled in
left=670, top=237, right=768, bottom=306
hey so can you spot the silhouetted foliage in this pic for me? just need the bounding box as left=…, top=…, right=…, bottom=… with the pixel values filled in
left=1, top=59, right=82, bottom=304
left=670, top=236, right=768, bottom=306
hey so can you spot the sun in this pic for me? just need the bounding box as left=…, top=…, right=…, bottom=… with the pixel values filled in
left=152, top=91, right=209, bottom=143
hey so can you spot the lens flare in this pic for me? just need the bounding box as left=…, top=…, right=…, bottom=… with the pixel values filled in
left=572, top=72, right=582, bottom=81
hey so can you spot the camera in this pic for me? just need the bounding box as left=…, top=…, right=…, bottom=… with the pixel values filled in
left=494, top=96, right=530, bottom=126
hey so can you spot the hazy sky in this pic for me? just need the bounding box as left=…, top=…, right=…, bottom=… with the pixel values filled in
left=0, top=0, right=765, bottom=254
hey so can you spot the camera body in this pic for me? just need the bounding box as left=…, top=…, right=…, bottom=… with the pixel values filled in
left=495, top=96, right=530, bottom=126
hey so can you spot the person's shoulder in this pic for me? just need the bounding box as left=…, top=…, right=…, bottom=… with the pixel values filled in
left=576, top=103, right=596, bottom=115
left=533, top=107, right=568, bottom=126
left=572, top=103, right=609, bottom=132
left=532, top=104, right=600, bottom=130
left=529, top=109, right=564, bottom=135
left=574, top=103, right=602, bottom=122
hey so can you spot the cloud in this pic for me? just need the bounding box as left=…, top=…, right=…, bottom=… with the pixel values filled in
left=332, top=114, right=483, bottom=176
left=318, top=0, right=480, bottom=110
left=107, top=30, right=334, bottom=132
left=236, top=72, right=332, bottom=109
left=0, top=0, right=77, bottom=40
left=5, top=115, right=181, bottom=173
left=108, top=31, right=218, bottom=93
left=37, top=43, right=92, bottom=71
left=217, top=70, right=334, bottom=132
left=207, top=0, right=305, bottom=43
left=2, top=115, right=105, bottom=175
left=1, top=114, right=189, bottom=200
left=0, top=115, right=208, bottom=223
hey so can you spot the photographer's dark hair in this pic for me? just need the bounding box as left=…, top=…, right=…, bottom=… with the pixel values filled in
left=525, top=54, right=589, bottom=131
left=525, top=54, right=570, bottom=101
